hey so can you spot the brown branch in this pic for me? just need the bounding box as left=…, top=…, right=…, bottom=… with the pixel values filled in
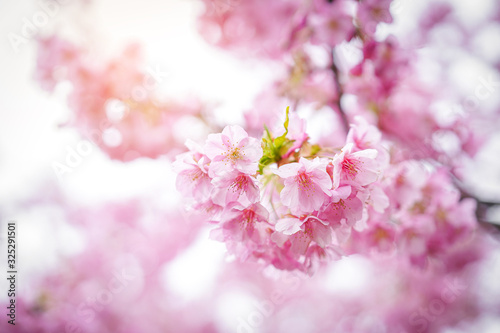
left=453, top=175, right=500, bottom=229
left=330, top=49, right=349, bottom=135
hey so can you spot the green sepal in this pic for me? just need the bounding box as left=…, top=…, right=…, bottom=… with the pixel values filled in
left=258, top=106, right=294, bottom=174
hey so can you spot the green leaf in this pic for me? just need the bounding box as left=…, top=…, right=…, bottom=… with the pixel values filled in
left=258, top=106, right=294, bottom=174
left=274, top=106, right=290, bottom=143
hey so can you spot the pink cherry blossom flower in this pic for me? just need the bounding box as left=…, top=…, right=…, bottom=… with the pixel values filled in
left=290, top=220, right=332, bottom=255
left=274, top=157, right=332, bottom=214
left=35, top=37, right=208, bottom=161
left=356, top=0, right=393, bottom=38
left=332, top=143, right=379, bottom=188
left=366, top=184, right=390, bottom=213
left=319, top=186, right=364, bottom=229
left=224, top=203, right=270, bottom=238
left=310, top=0, right=355, bottom=47
left=197, top=0, right=303, bottom=59
left=35, top=35, right=81, bottom=92
left=204, top=125, right=262, bottom=177
left=211, top=203, right=271, bottom=259
left=193, top=199, right=224, bottom=223
left=275, top=214, right=325, bottom=235
left=419, top=2, right=453, bottom=34
left=273, top=216, right=332, bottom=256
left=211, top=171, right=260, bottom=206
left=349, top=223, right=396, bottom=254
left=346, top=116, right=382, bottom=151
left=173, top=141, right=213, bottom=201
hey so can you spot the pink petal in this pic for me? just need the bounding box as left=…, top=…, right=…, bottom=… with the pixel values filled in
left=331, top=185, right=352, bottom=202
left=275, top=217, right=303, bottom=235
left=222, top=125, right=249, bottom=143
left=274, top=162, right=303, bottom=178
left=310, top=168, right=333, bottom=194
left=204, top=134, right=225, bottom=159
left=280, top=183, right=299, bottom=208
left=352, top=148, right=378, bottom=160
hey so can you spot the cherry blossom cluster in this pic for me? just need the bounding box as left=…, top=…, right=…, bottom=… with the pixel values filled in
left=1, top=184, right=491, bottom=333
left=198, top=0, right=392, bottom=59
left=35, top=36, right=212, bottom=161
left=346, top=161, right=480, bottom=268
left=175, top=111, right=391, bottom=273
left=176, top=105, right=486, bottom=274
left=199, top=0, right=487, bottom=172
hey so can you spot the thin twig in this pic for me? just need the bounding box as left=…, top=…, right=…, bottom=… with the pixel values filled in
left=452, top=175, right=500, bottom=228
left=330, top=49, right=349, bottom=134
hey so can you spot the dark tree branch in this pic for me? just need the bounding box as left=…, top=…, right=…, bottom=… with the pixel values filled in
left=330, top=49, right=350, bottom=135
left=329, top=49, right=500, bottom=231
left=453, top=176, right=500, bottom=229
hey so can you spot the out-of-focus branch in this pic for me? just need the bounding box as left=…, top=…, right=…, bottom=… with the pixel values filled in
left=330, top=49, right=349, bottom=135
left=468, top=198, right=500, bottom=230
left=454, top=177, right=500, bottom=230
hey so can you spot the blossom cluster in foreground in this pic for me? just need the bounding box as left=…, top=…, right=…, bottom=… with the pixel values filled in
left=175, top=110, right=478, bottom=274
